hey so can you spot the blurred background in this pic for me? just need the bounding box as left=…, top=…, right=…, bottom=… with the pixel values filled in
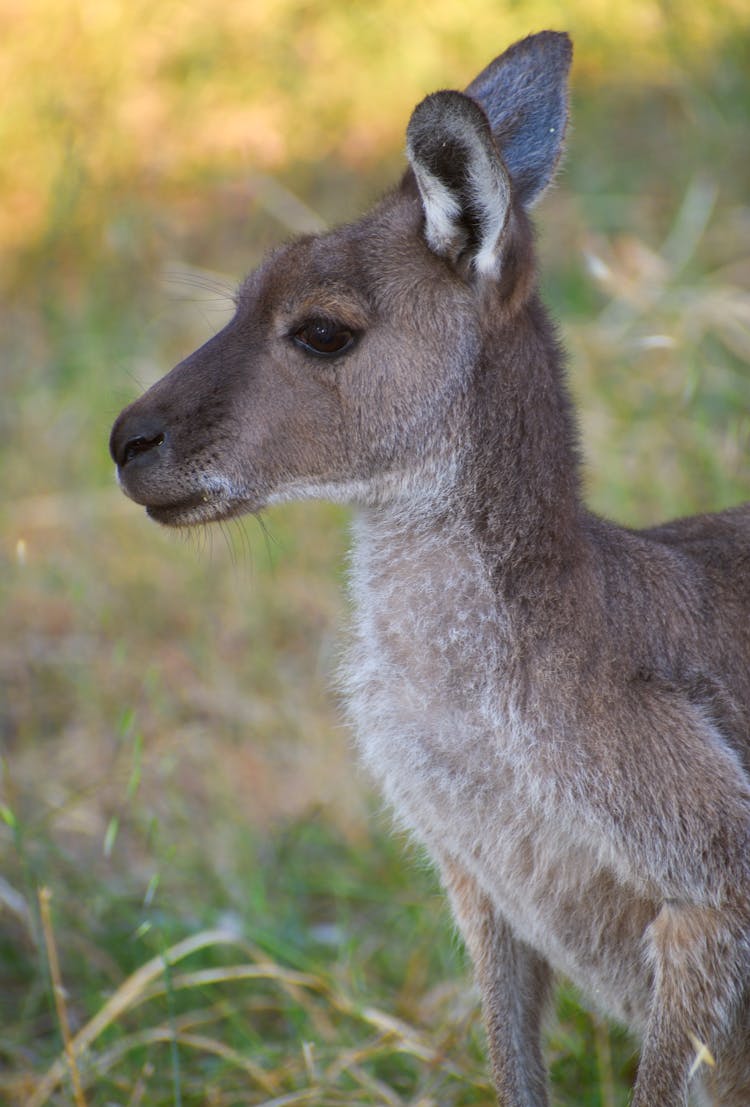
left=1, top=1, right=749, bottom=1104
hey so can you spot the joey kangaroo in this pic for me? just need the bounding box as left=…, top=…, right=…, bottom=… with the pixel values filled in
left=110, top=31, right=750, bottom=1106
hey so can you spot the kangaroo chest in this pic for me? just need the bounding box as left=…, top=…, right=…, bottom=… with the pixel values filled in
left=346, top=517, right=539, bottom=844
left=345, top=517, right=655, bottom=1027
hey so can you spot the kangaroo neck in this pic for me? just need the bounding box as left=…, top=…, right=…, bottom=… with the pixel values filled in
left=354, top=293, right=586, bottom=600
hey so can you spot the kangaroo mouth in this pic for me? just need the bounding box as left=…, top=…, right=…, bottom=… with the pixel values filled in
left=146, top=494, right=216, bottom=526
left=115, top=462, right=258, bottom=526
left=144, top=488, right=259, bottom=527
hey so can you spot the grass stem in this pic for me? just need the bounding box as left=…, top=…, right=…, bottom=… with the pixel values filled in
left=37, top=886, right=88, bottom=1107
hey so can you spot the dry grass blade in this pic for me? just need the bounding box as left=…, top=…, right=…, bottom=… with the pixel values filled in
left=252, top=1091, right=320, bottom=1107
left=37, top=888, right=87, bottom=1107
left=150, top=957, right=337, bottom=1041
left=140, top=962, right=324, bottom=1002
left=242, top=940, right=341, bottom=1039
left=91, top=1027, right=280, bottom=1094
left=344, top=1062, right=405, bottom=1105
left=687, top=1032, right=716, bottom=1079
left=357, top=1006, right=451, bottom=1067
left=325, top=1040, right=407, bottom=1104
left=324, top=1037, right=392, bottom=1083
left=24, top=925, right=474, bottom=1105
left=124, top=1060, right=154, bottom=1107
left=324, top=994, right=467, bottom=1083
left=25, top=928, right=245, bottom=1107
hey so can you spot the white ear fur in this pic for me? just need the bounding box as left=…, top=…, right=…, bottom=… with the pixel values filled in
left=406, top=91, right=511, bottom=279
left=463, top=126, right=511, bottom=276
left=410, top=166, right=464, bottom=260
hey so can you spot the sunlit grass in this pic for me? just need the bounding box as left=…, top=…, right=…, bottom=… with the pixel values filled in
left=3, top=0, right=748, bottom=257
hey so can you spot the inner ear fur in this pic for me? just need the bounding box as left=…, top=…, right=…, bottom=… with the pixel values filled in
left=406, top=91, right=511, bottom=279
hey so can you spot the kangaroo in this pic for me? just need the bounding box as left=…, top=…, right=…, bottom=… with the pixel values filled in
left=109, top=31, right=750, bottom=1106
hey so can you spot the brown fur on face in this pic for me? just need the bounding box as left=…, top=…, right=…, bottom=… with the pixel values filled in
left=111, top=31, right=750, bottom=1107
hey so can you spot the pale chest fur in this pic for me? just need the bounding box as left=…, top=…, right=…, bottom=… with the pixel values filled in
left=346, top=513, right=515, bottom=817
left=344, top=510, right=657, bottom=1028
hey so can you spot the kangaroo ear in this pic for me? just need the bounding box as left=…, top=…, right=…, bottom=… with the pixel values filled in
left=406, top=91, right=511, bottom=278
left=464, top=30, right=572, bottom=207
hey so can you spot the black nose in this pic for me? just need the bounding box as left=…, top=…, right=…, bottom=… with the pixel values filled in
left=110, top=412, right=167, bottom=469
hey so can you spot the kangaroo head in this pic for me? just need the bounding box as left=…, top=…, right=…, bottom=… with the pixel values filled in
left=110, top=31, right=572, bottom=526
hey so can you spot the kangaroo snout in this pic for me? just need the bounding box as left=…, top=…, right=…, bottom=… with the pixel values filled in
left=109, top=327, right=265, bottom=525
left=109, top=401, right=177, bottom=515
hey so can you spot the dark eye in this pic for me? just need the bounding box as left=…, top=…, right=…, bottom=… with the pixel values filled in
left=292, top=318, right=356, bottom=357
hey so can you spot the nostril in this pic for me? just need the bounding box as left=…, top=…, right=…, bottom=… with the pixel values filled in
left=121, top=431, right=165, bottom=466
left=110, top=410, right=168, bottom=469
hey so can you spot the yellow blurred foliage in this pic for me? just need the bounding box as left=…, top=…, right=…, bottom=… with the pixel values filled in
left=0, top=0, right=746, bottom=256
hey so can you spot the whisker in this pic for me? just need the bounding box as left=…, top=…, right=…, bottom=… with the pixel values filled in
left=162, top=269, right=237, bottom=322
left=254, top=513, right=279, bottom=572
left=217, top=519, right=238, bottom=570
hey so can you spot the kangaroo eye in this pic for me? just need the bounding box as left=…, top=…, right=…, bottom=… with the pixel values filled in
left=293, top=319, right=356, bottom=357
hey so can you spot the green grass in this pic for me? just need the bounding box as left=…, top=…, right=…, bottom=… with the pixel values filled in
left=2, top=3, right=749, bottom=1104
